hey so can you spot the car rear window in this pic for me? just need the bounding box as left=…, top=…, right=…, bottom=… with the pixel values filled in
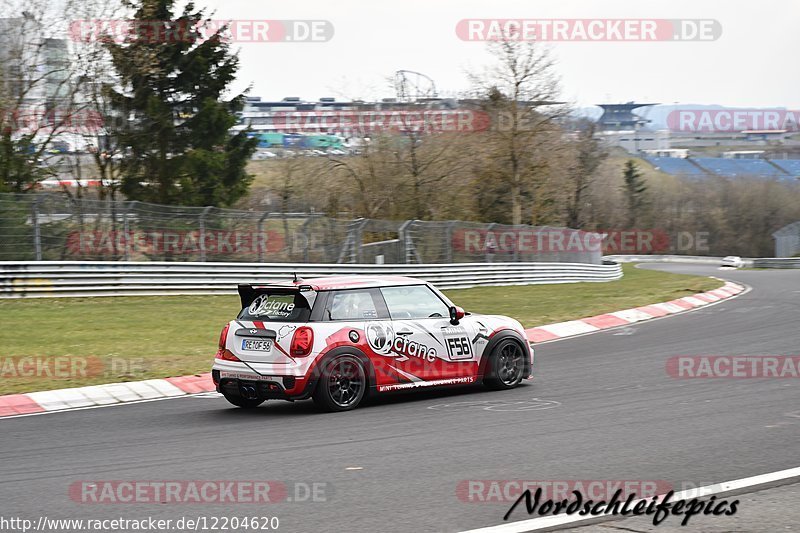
left=238, top=291, right=315, bottom=322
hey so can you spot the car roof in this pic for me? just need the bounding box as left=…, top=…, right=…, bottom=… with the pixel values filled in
left=254, top=275, right=428, bottom=291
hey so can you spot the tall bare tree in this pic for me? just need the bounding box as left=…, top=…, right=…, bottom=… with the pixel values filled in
left=0, top=0, right=124, bottom=192
left=565, top=120, right=607, bottom=228
left=469, top=37, right=565, bottom=225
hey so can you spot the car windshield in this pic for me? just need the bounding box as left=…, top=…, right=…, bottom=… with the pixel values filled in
left=237, top=290, right=315, bottom=322
left=380, top=285, right=450, bottom=319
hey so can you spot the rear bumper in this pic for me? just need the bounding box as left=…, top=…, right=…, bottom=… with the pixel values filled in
left=212, top=361, right=315, bottom=400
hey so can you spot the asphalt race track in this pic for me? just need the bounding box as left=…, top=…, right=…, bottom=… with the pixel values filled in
left=1, top=264, right=798, bottom=532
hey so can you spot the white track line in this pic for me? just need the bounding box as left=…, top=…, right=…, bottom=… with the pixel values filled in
left=459, top=466, right=800, bottom=533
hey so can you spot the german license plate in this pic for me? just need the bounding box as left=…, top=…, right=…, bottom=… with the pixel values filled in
left=242, top=339, right=273, bottom=351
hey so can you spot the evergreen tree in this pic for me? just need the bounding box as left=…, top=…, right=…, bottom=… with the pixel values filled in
left=105, top=0, right=257, bottom=206
left=622, top=159, right=648, bottom=227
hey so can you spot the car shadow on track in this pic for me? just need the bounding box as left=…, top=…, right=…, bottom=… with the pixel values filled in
left=203, top=382, right=535, bottom=418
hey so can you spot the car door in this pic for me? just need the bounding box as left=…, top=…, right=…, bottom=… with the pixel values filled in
left=321, top=288, right=404, bottom=388
left=379, top=285, right=478, bottom=383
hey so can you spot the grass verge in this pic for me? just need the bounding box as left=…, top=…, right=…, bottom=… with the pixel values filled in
left=0, top=264, right=721, bottom=394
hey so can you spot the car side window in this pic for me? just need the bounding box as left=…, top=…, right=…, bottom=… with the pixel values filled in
left=326, top=289, right=381, bottom=321
left=380, top=285, right=450, bottom=320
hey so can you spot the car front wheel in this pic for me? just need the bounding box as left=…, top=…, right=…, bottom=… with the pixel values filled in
left=313, top=355, right=367, bottom=412
left=484, top=339, right=526, bottom=390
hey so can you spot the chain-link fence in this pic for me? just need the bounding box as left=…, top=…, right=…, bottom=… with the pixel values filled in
left=0, top=193, right=604, bottom=264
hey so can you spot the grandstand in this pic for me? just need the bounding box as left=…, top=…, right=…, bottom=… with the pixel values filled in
left=693, top=157, right=787, bottom=178
left=773, top=159, right=800, bottom=177
left=646, top=156, right=800, bottom=180
left=645, top=157, right=707, bottom=176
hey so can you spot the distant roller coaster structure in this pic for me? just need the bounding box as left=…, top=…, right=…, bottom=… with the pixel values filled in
left=394, top=70, right=438, bottom=102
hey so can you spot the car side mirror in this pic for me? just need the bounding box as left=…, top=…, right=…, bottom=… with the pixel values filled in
left=449, top=306, right=465, bottom=325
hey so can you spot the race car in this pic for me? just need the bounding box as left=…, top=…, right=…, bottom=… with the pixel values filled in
left=212, top=275, right=534, bottom=412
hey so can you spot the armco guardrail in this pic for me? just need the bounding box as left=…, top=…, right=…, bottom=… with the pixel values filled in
left=607, top=254, right=800, bottom=268
left=604, top=254, right=733, bottom=265
left=750, top=258, right=800, bottom=268
left=0, top=261, right=623, bottom=298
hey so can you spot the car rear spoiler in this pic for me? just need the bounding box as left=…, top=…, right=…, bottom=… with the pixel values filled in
left=237, top=283, right=314, bottom=308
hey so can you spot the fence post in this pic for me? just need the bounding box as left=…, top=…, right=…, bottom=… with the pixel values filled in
left=299, top=217, right=313, bottom=263
left=337, top=219, right=367, bottom=264
left=122, top=201, right=135, bottom=261
left=199, top=206, right=213, bottom=262
left=445, top=221, right=456, bottom=263
left=486, top=222, right=497, bottom=264
left=32, top=195, right=43, bottom=261
left=398, top=219, right=419, bottom=264
left=257, top=210, right=271, bottom=263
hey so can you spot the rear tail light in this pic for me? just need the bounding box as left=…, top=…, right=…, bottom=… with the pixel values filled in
left=290, top=326, right=314, bottom=357
left=215, top=323, right=240, bottom=361
left=218, top=323, right=230, bottom=349
left=216, top=349, right=241, bottom=362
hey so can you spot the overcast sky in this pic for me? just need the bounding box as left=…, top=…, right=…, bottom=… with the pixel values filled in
left=201, top=0, right=799, bottom=109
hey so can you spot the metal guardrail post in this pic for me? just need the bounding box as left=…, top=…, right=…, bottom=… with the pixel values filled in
left=199, top=206, right=213, bottom=262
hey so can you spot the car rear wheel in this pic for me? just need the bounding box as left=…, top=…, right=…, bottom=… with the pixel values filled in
left=223, top=393, right=265, bottom=409
left=484, top=339, right=526, bottom=390
left=313, top=355, right=367, bottom=412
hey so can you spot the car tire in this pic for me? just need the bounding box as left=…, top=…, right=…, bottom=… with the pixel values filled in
left=484, top=339, right=526, bottom=390
left=313, top=355, right=367, bottom=412
left=223, top=393, right=265, bottom=409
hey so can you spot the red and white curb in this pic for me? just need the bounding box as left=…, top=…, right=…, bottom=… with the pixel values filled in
left=525, top=280, right=746, bottom=344
left=0, top=280, right=746, bottom=419
left=0, top=373, right=214, bottom=418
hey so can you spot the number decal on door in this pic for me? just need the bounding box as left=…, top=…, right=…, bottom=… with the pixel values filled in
left=446, top=336, right=472, bottom=360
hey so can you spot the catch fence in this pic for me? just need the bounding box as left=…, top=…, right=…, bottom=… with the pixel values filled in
left=0, top=193, right=603, bottom=264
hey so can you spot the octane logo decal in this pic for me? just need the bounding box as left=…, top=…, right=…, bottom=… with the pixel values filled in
left=366, top=323, right=395, bottom=355
left=365, top=323, right=437, bottom=363
left=248, top=295, right=296, bottom=318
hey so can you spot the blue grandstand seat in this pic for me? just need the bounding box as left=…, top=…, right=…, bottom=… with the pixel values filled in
left=773, top=160, right=800, bottom=177
left=645, top=157, right=706, bottom=176
left=649, top=156, right=800, bottom=180
left=698, top=158, right=783, bottom=178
